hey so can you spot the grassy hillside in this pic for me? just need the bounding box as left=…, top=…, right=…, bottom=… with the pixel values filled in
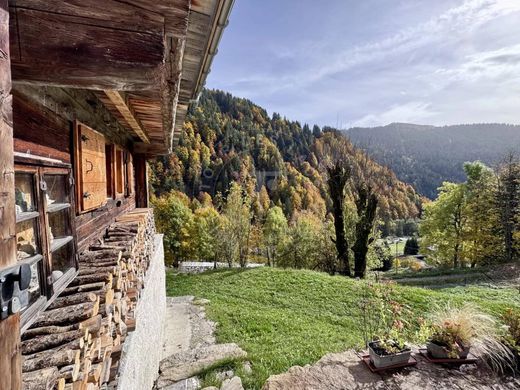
left=345, top=122, right=520, bottom=198
left=167, top=267, right=520, bottom=389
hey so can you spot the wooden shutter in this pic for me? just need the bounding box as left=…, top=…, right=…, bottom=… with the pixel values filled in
left=75, top=122, right=107, bottom=212
left=126, top=153, right=134, bottom=196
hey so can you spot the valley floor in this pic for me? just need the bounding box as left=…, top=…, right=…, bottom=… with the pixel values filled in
left=166, top=267, right=520, bottom=389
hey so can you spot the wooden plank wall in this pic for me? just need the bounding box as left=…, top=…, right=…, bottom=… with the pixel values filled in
left=12, top=86, right=138, bottom=253
left=0, top=1, right=22, bottom=388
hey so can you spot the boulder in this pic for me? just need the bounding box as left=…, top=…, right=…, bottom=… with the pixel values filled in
left=221, top=376, right=244, bottom=390
left=157, top=343, right=247, bottom=388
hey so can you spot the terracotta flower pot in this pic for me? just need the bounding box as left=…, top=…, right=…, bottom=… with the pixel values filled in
left=368, top=341, right=412, bottom=368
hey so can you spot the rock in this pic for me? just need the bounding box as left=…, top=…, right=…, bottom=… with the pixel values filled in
left=242, top=361, right=252, bottom=375
left=262, top=350, right=384, bottom=390
left=157, top=344, right=247, bottom=387
left=262, top=348, right=520, bottom=390
left=194, top=298, right=211, bottom=305
left=160, top=376, right=200, bottom=390
left=221, top=376, right=244, bottom=390
left=169, top=295, right=195, bottom=304
left=216, top=369, right=234, bottom=381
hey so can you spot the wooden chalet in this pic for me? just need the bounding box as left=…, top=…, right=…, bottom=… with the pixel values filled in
left=0, top=0, right=234, bottom=389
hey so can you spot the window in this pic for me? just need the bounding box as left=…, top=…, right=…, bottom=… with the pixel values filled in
left=15, top=166, right=77, bottom=328
left=74, top=122, right=107, bottom=212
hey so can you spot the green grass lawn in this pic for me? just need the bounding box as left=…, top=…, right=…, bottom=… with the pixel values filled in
left=166, top=267, right=520, bottom=389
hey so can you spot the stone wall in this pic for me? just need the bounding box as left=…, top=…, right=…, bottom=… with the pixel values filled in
left=117, top=234, right=166, bottom=390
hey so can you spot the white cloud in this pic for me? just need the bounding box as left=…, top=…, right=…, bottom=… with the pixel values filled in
left=353, top=101, right=437, bottom=127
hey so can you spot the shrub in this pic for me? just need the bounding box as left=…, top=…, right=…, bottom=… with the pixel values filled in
left=404, top=237, right=419, bottom=255
left=502, top=308, right=520, bottom=372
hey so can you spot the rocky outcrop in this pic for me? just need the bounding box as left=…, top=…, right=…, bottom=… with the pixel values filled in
left=262, top=349, right=520, bottom=390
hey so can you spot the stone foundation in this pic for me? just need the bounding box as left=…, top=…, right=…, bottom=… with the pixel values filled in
left=117, top=234, right=166, bottom=390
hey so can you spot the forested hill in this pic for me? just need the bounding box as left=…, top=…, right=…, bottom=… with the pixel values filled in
left=345, top=123, right=520, bottom=199
left=150, top=90, right=421, bottom=221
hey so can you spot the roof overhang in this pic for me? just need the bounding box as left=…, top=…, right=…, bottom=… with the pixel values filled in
left=9, top=0, right=234, bottom=157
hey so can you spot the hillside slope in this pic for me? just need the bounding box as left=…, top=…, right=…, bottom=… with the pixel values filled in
left=151, top=90, right=421, bottom=220
left=345, top=123, right=520, bottom=198
left=168, top=267, right=520, bottom=389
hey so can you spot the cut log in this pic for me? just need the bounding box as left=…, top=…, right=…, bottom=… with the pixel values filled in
left=22, top=324, right=76, bottom=340
left=31, top=302, right=98, bottom=327
left=21, top=329, right=85, bottom=355
left=23, top=347, right=79, bottom=372
left=48, top=292, right=98, bottom=310
left=68, top=273, right=112, bottom=287
left=22, top=367, right=59, bottom=390
left=79, top=315, right=102, bottom=334
left=57, top=377, right=66, bottom=390
left=62, top=282, right=106, bottom=296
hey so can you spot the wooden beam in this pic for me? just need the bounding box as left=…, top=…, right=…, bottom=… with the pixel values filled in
left=9, top=3, right=166, bottom=90
left=0, top=2, right=22, bottom=389
left=103, top=91, right=150, bottom=144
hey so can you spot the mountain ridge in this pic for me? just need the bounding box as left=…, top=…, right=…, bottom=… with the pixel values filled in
left=344, top=122, right=520, bottom=198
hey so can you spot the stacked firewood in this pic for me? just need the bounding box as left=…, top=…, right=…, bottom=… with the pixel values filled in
left=21, top=209, right=156, bottom=390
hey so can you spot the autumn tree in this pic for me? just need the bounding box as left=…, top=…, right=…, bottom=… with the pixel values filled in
left=463, top=162, right=501, bottom=265
left=326, top=160, right=352, bottom=276
left=191, top=206, right=220, bottom=262
left=223, top=182, right=252, bottom=267
left=152, top=191, right=194, bottom=266
left=280, top=211, right=323, bottom=269
left=262, top=206, right=288, bottom=267
left=421, top=182, right=466, bottom=268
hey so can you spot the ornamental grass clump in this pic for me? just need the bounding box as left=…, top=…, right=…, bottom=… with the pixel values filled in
left=428, top=304, right=514, bottom=373
left=502, top=308, right=520, bottom=372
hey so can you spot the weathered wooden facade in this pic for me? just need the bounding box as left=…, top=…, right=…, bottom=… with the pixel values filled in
left=0, top=1, right=233, bottom=389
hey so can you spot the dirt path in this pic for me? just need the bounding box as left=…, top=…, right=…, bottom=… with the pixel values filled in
left=155, top=296, right=246, bottom=390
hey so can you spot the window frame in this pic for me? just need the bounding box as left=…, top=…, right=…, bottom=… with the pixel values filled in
left=14, top=160, right=79, bottom=331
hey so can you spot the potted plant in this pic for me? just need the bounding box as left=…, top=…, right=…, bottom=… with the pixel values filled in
left=426, top=304, right=514, bottom=370
left=368, top=338, right=412, bottom=368
left=360, top=282, right=413, bottom=368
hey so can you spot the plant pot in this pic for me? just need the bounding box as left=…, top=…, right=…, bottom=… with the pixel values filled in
left=426, top=341, right=470, bottom=359
left=368, top=341, right=412, bottom=368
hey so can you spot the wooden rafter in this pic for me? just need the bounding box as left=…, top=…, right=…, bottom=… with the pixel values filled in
left=102, top=91, right=150, bottom=144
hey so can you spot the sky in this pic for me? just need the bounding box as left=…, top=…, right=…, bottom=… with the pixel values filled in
left=205, top=0, right=520, bottom=128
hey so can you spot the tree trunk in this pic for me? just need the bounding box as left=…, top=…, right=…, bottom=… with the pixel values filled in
left=327, top=162, right=351, bottom=276
left=353, top=186, right=378, bottom=278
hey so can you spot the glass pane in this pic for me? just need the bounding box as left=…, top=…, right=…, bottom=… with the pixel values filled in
left=26, top=261, right=43, bottom=309
left=51, top=241, right=75, bottom=279
left=44, top=174, right=70, bottom=205
left=15, top=173, right=36, bottom=213
left=16, top=219, right=40, bottom=261
left=48, top=209, right=71, bottom=241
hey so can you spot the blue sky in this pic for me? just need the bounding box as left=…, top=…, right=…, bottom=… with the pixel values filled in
left=206, top=0, right=520, bottom=128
